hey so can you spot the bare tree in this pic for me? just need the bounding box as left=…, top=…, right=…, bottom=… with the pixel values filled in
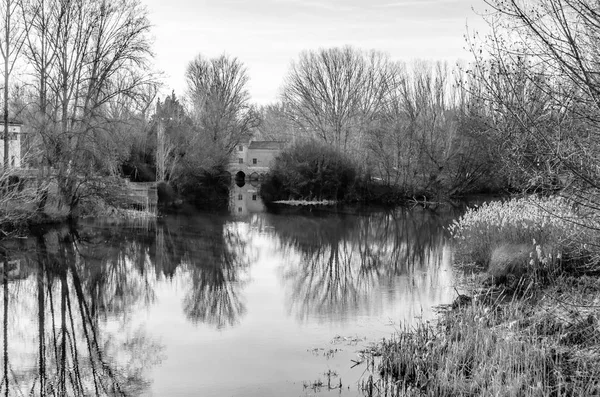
left=281, top=46, right=395, bottom=153
left=472, top=0, right=600, bottom=202
left=255, top=102, right=300, bottom=141
left=365, top=60, right=497, bottom=198
left=186, top=54, right=258, bottom=156
left=19, top=0, right=158, bottom=215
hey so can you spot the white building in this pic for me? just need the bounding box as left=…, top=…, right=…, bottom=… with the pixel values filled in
left=0, top=122, right=23, bottom=168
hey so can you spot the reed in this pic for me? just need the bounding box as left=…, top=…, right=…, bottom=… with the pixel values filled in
left=449, top=195, right=600, bottom=276
left=376, top=278, right=600, bottom=396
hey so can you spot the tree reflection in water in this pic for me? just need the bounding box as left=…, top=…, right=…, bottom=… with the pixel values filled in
left=177, top=219, right=251, bottom=329
left=0, top=214, right=252, bottom=395
left=151, top=215, right=251, bottom=329
left=0, top=227, right=163, bottom=396
left=268, top=208, right=453, bottom=321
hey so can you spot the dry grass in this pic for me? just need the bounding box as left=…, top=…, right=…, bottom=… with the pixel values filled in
left=449, top=195, right=599, bottom=269
left=373, top=278, right=600, bottom=396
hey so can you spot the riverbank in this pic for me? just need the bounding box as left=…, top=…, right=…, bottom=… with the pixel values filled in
left=367, top=195, right=600, bottom=396
left=370, top=276, right=600, bottom=396
left=0, top=189, right=156, bottom=237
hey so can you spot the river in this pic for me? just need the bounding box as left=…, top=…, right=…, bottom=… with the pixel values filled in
left=0, top=185, right=458, bottom=396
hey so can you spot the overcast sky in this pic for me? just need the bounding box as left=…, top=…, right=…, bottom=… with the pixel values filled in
left=143, top=0, right=489, bottom=105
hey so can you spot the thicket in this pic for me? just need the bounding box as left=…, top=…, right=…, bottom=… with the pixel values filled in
left=449, top=196, right=599, bottom=273
left=260, top=140, right=404, bottom=204
left=261, top=140, right=356, bottom=202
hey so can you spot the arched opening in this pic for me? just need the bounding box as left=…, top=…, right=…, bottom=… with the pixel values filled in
left=249, top=172, right=259, bottom=181
left=235, top=171, right=246, bottom=180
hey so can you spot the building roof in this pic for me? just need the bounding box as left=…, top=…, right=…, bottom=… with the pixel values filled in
left=248, top=141, right=287, bottom=150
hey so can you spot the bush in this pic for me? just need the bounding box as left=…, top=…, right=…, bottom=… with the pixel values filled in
left=261, top=140, right=358, bottom=202
left=449, top=195, right=598, bottom=273
left=169, top=165, right=230, bottom=210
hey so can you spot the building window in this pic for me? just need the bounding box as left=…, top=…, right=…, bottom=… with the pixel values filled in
left=252, top=158, right=257, bottom=165
left=238, top=145, right=243, bottom=151
left=238, top=207, right=242, bottom=213
left=238, top=158, right=243, bottom=164
left=252, top=194, right=257, bottom=201
left=238, top=194, right=243, bottom=200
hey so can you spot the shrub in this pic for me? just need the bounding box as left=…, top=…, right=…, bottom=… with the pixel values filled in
left=261, top=140, right=358, bottom=202
left=169, top=165, right=230, bottom=209
left=449, top=195, right=598, bottom=273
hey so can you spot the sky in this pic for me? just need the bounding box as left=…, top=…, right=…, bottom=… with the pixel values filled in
left=143, top=0, right=490, bottom=105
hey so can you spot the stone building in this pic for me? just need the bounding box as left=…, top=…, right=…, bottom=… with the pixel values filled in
left=230, top=140, right=287, bottom=180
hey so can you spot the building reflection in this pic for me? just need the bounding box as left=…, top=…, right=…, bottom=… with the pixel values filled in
left=229, top=181, right=265, bottom=217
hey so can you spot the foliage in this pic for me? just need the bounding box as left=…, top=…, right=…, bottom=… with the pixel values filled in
left=449, top=196, right=599, bottom=270
left=172, top=165, right=230, bottom=209
left=261, top=140, right=358, bottom=202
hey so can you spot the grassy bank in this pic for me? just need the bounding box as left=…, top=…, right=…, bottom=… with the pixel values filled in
left=369, top=195, right=600, bottom=396
left=374, top=278, right=600, bottom=396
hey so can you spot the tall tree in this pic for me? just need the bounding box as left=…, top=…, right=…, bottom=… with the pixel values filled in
left=20, top=0, right=157, bottom=215
left=186, top=54, right=258, bottom=156
left=152, top=92, right=193, bottom=182
left=282, top=46, right=395, bottom=153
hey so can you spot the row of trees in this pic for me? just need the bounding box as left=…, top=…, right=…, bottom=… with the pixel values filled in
left=262, top=0, right=600, bottom=203
left=0, top=0, right=259, bottom=216
left=4, top=0, right=598, bottom=213
left=261, top=51, right=504, bottom=201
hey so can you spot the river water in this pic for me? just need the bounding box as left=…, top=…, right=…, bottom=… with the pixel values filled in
left=0, top=185, right=457, bottom=396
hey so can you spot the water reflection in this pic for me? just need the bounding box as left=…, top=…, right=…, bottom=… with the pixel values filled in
left=151, top=216, right=251, bottom=328
left=263, top=208, right=452, bottom=321
left=0, top=228, right=163, bottom=396
left=230, top=183, right=265, bottom=216
left=0, top=204, right=457, bottom=396
left=0, top=215, right=253, bottom=396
